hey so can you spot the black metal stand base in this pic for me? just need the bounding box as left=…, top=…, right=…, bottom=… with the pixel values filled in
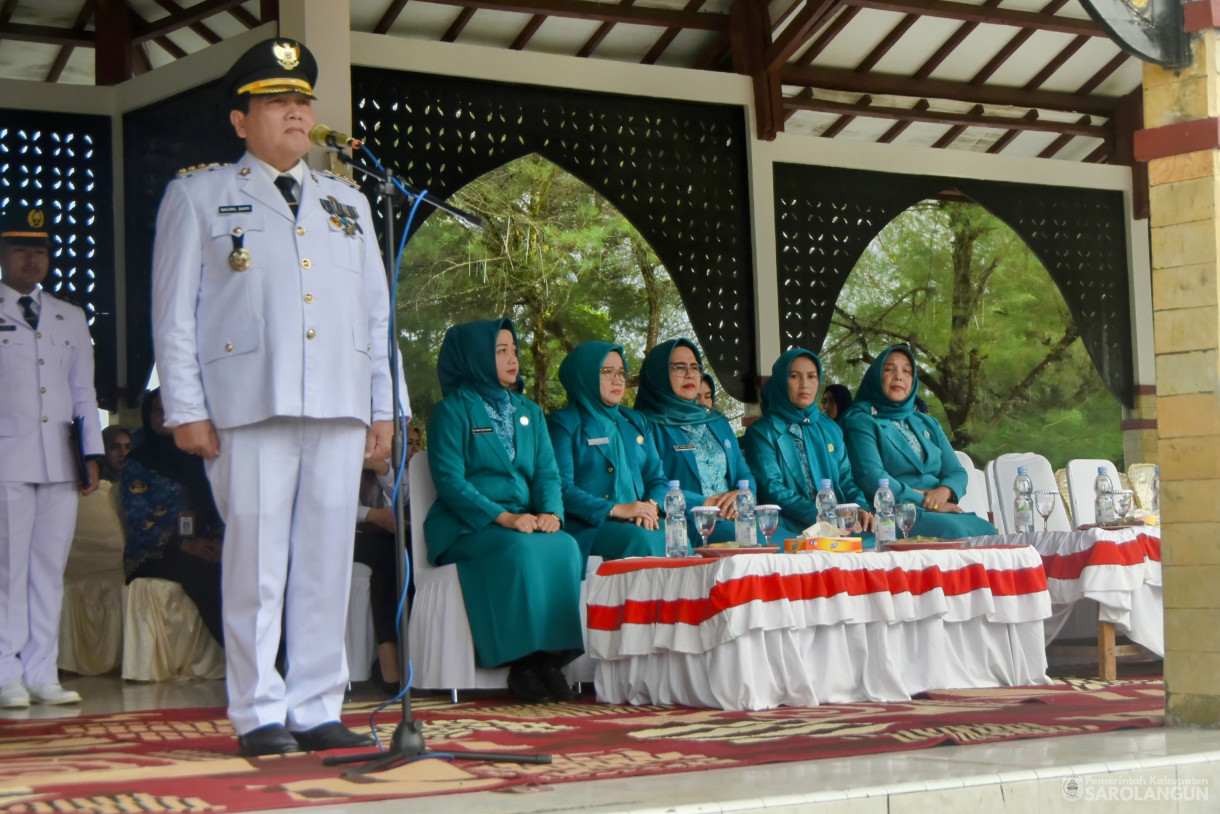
left=322, top=717, right=550, bottom=776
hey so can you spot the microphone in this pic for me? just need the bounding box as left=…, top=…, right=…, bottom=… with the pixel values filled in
left=309, top=124, right=362, bottom=152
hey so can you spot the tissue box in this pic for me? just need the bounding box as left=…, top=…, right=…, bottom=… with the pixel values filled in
left=784, top=536, right=862, bottom=553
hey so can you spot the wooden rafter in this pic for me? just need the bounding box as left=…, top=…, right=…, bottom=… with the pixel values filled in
left=511, top=14, right=545, bottom=49
left=781, top=65, right=1117, bottom=116
left=0, top=23, right=94, bottom=47
left=765, top=0, right=840, bottom=71
left=375, top=0, right=411, bottom=34
left=415, top=0, right=725, bottom=29
left=46, top=0, right=98, bottom=83
left=844, top=0, right=1103, bottom=36
left=577, top=0, right=632, bottom=58
left=788, top=95, right=1109, bottom=137
left=131, top=0, right=251, bottom=44
left=640, top=0, right=704, bottom=65
left=442, top=7, right=476, bottom=40
left=151, top=0, right=222, bottom=44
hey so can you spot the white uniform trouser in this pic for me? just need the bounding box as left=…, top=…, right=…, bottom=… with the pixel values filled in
left=0, top=481, right=79, bottom=687
left=206, top=417, right=365, bottom=735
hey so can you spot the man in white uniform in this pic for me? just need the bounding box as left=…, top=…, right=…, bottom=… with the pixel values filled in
left=151, top=39, right=401, bottom=756
left=0, top=208, right=102, bottom=708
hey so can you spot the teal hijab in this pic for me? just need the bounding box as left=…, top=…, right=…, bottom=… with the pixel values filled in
left=559, top=341, right=641, bottom=502
left=633, top=338, right=717, bottom=427
left=763, top=349, right=842, bottom=494
left=849, top=344, right=919, bottom=421
left=437, top=318, right=523, bottom=404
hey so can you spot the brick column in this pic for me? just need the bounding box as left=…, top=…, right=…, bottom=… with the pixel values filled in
left=1136, top=17, right=1220, bottom=726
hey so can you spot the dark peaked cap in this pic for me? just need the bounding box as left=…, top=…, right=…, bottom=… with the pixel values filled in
left=225, top=38, right=318, bottom=103
left=0, top=208, right=51, bottom=247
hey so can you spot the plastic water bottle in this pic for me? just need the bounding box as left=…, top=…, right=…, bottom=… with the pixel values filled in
left=1150, top=466, right=1160, bottom=514
left=664, top=480, right=687, bottom=557
left=873, top=478, right=896, bottom=545
left=734, top=480, right=757, bottom=547
left=815, top=479, right=838, bottom=524
left=1093, top=467, right=1114, bottom=525
left=1013, top=466, right=1035, bottom=533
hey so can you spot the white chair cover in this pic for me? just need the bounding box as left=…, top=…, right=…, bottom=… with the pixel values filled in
left=953, top=450, right=990, bottom=520
left=59, top=482, right=125, bottom=675
left=1126, top=462, right=1158, bottom=513
left=1065, top=459, right=1122, bottom=528
left=121, top=578, right=225, bottom=681
left=985, top=452, right=1071, bottom=533
left=345, top=562, right=376, bottom=682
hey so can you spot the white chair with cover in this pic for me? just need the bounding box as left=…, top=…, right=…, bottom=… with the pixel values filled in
left=344, top=562, right=376, bottom=682
left=407, top=452, right=510, bottom=698
left=406, top=452, right=597, bottom=701
left=952, top=450, right=990, bottom=521
left=1126, top=462, right=1158, bottom=513
left=985, top=452, right=1071, bottom=534
left=1064, top=459, right=1123, bottom=528
left=121, top=578, right=225, bottom=681
left=58, top=481, right=126, bottom=675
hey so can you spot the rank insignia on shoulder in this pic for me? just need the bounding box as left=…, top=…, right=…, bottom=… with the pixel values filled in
left=317, top=169, right=360, bottom=189
left=177, top=162, right=230, bottom=177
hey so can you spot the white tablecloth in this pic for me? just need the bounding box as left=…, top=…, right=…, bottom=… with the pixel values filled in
left=587, top=546, right=1052, bottom=710
left=961, top=527, right=1163, bottom=656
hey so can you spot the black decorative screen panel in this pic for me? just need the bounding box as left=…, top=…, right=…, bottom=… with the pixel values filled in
left=774, top=164, right=1134, bottom=407
left=0, top=110, right=115, bottom=409
left=352, top=68, right=757, bottom=401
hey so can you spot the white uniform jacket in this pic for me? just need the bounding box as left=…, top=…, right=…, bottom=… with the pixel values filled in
left=0, top=282, right=103, bottom=484
left=151, top=153, right=395, bottom=431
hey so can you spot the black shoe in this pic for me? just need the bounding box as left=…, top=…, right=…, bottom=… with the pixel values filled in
left=370, top=659, right=401, bottom=698
left=507, top=663, right=553, bottom=704
left=540, top=665, right=579, bottom=702
left=238, top=723, right=301, bottom=757
left=292, top=722, right=376, bottom=751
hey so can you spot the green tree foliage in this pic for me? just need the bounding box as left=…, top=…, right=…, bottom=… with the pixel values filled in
left=821, top=200, right=1124, bottom=470
left=395, top=154, right=714, bottom=426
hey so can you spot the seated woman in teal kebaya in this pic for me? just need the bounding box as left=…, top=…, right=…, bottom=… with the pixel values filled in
left=547, top=341, right=666, bottom=570
left=741, top=349, right=876, bottom=547
left=423, top=318, right=584, bottom=703
left=840, top=344, right=997, bottom=539
left=633, top=339, right=799, bottom=546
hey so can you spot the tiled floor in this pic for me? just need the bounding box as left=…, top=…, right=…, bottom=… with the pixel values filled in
left=6, top=674, right=1219, bottom=813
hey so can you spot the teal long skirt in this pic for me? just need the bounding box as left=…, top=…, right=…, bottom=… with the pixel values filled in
left=437, top=526, right=584, bottom=668
left=909, top=509, right=997, bottom=538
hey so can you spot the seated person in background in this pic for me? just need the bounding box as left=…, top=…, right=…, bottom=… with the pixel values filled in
left=634, top=339, right=781, bottom=545
left=353, top=422, right=423, bottom=695
left=696, top=373, right=715, bottom=410
left=99, top=426, right=133, bottom=483
left=424, top=319, right=583, bottom=704
left=821, top=384, right=852, bottom=424
left=547, top=341, right=666, bottom=571
left=742, top=349, right=875, bottom=545
left=120, top=389, right=224, bottom=646
left=840, top=345, right=996, bottom=538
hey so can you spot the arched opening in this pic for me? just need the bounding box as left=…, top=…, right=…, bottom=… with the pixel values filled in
left=819, top=197, right=1123, bottom=468
left=395, top=153, right=743, bottom=424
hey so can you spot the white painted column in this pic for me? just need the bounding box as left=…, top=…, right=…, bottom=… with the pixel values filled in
left=279, top=0, right=353, bottom=172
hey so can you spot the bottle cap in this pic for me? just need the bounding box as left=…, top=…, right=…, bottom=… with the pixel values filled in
left=878, top=478, right=889, bottom=487
left=668, top=480, right=680, bottom=489
left=1017, top=466, right=1027, bottom=475
left=820, top=479, right=832, bottom=489
left=1097, top=467, right=1106, bottom=474
left=737, top=480, right=750, bottom=490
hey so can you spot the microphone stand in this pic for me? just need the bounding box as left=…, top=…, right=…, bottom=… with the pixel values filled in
left=318, top=149, right=549, bottom=776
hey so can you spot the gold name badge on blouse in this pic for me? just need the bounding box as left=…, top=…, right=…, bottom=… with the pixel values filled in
left=637, top=435, right=644, bottom=444
left=520, top=416, right=529, bottom=425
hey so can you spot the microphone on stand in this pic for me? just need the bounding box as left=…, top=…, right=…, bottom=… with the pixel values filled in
left=309, top=124, right=362, bottom=151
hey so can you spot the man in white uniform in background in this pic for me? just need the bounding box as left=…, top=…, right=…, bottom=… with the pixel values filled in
left=0, top=208, right=102, bottom=709
left=151, top=38, right=402, bottom=756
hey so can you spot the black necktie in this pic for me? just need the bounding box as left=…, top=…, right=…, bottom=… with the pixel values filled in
left=274, top=174, right=298, bottom=216
left=18, top=295, right=37, bottom=329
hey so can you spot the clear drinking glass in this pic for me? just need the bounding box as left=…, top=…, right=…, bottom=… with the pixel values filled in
left=755, top=504, right=781, bottom=546
left=834, top=503, right=860, bottom=536
left=896, top=503, right=917, bottom=539
left=1034, top=490, right=1058, bottom=532
left=691, top=506, right=720, bottom=548
left=1111, top=490, right=1135, bottom=522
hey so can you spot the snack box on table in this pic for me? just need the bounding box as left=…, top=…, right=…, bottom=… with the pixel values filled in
left=784, top=536, right=862, bottom=553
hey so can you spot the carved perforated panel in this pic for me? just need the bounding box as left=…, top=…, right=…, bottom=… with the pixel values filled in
left=0, top=110, right=116, bottom=409
left=774, top=164, right=1134, bottom=407
left=352, top=68, right=758, bottom=401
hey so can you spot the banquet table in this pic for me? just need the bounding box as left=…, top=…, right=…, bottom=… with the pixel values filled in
left=586, top=546, right=1052, bottom=711
left=960, top=526, right=1163, bottom=657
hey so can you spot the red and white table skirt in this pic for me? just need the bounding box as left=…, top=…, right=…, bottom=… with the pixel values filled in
left=586, top=546, right=1052, bottom=710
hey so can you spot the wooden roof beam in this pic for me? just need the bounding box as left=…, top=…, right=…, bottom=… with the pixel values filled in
left=785, top=96, right=1108, bottom=137
left=151, top=0, right=223, bottom=44
left=795, top=6, right=857, bottom=67
left=0, top=23, right=94, bottom=47
left=816, top=13, right=918, bottom=139
left=442, top=7, right=476, bottom=40
left=844, top=0, right=1104, bottom=36
left=640, top=0, right=704, bottom=65
left=46, top=0, right=97, bottom=83
left=780, top=65, right=1117, bottom=115
left=415, top=0, right=726, bottom=29
left=230, top=3, right=259, bottom=27
left=578, top=0, right=630, bottom=58
left=375, top=0, right=411, bottom=33
left=131, top=0, right=252, bottom=44
left=511, top=14, right=545, bottom=48
left=765, top=0, right=841, bottom=71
